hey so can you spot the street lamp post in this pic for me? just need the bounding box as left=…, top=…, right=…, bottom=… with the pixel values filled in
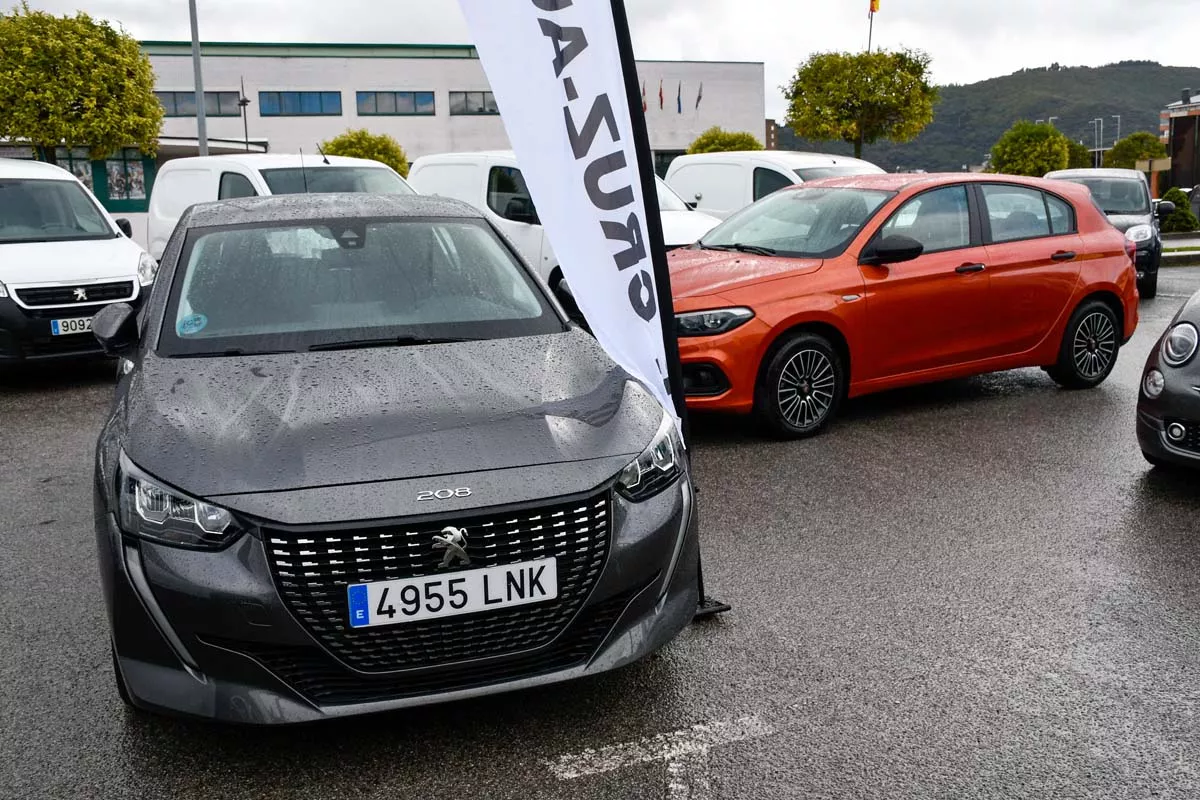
left=1112, top=115, right=1121, bottom=146
left=189, top=0, right=208, bottom=156
left=1048, top=116, right=1058, bottom=127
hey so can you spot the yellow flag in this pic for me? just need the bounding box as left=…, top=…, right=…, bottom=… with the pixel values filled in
left=870, top=0, right=880, bottom=12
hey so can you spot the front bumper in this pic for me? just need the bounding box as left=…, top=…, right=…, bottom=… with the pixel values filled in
left=677, top=318, right=775, bottom=414
left=0, top=294, right=142, bottom=362
left=97, top=477, right=700, bottom=724
left=1136, top=349, right=1200, bottom=469
left=1135, top=240, right=1161, bottom=277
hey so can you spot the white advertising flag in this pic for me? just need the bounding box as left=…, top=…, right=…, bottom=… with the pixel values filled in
left=457, top=0, right=682, bottom=432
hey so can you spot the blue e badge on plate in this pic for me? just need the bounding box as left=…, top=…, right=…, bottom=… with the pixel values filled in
left=177, top=314, right=208, bottom=336
left=347, top=585, right=370, bottom=628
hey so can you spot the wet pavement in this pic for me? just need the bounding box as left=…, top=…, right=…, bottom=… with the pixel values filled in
left=3, top=269, right=1199, bottom=799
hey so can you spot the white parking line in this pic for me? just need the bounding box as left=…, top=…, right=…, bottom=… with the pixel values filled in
left=547, top=714, right=775, bottom=798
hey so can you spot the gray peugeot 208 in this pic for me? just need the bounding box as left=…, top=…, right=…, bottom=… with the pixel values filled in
left=90, top=193, right=699, bottom=724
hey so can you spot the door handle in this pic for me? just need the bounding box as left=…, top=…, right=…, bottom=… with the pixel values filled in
left=955, top=263, right=986, bottom=274
left=1051, top=251, right=1077, bottom=262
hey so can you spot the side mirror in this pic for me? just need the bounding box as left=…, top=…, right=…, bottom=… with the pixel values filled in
left=860, top=234, right=925, bottom=267
left=115, top=218, right=134, bottom=238
left=92, top=302, right=139, bottom=356
left=504, top=197, right=539, bottom=225
left=685, top=201, right=698, bottom=211
left=552, top=278, right=591, bottom=332
left=1156, top=200, right=1176, bottom=219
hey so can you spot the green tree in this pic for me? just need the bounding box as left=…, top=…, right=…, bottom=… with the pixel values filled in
left=320, top=128, right=410, bottom=177
left=686, top=126, right=763, bottom=154
left=988, top=121, right=1070, bottom=176
left=0, top=3, right=162, bottom=162
left=1103, top=131, right=1167, bottom=169
left=1160, top=186, right=1199, bottom=233
left=783, top=49, right=938, bottom=159
left=1067, top=139, right=1093, bottom=169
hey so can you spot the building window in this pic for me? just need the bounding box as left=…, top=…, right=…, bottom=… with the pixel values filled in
left=259, top=91, right=343, bottom=117
left=156, top=91, right=242, bottom=117
left=449, top=91, right=499, bottom=116
left=357, top=91, right=435, bottom=116
left=104, top=148, right=147, bottom=202
left=55, top=147, right=96, bottom=191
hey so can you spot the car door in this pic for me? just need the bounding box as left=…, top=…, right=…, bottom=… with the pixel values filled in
left=485, top=165, right=552, bottom=276
left=860, top=183, right=994, bottom=379
left=976, top=183, right=1084, bottom=357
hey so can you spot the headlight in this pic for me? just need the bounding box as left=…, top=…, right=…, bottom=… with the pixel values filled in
left=676, top=307, right=754, bottom=337
left=616, top=411, right=685, bottom=502
left=137, top=252, right=158, bottom=286
left=1162, top=323, right=1199, bottom=367
left=117, top=452, right=241, bottom=549
left=0, top=281, right=7, bottom=298
left=1125, top=224, right=1154, bottom=244
left=1143, top=369, right=1165, bottom=398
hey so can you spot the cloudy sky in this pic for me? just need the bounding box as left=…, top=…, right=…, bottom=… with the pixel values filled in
left=26, top=0, right=1200, bottom=117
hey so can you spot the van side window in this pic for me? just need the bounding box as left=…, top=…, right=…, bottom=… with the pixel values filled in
left=487, top=167, right=538, bottom=224
left=753, top=168, right=794, bottom=201
left=219, top=172, right=258, bottom=200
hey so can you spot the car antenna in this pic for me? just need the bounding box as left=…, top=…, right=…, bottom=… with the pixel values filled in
left=299, top=147, right=310, bottom=193
left=317, top=143, right=331, bottom=165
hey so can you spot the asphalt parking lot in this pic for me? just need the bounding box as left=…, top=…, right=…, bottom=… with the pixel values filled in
left=3, top=269, right=1199, bottom=800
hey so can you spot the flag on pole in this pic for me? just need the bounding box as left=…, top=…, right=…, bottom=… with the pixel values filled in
left=658, top=79, right=664, bottom=110
left=870, top=0, right=879, bottom=12
left=676, top=81, right=682, bottom=114
left=695, top=81, right=703, bottom=110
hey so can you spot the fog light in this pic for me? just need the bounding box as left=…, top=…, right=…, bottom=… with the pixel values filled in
left=1143, top=369, right=1165, bottom=398
left=1167, top=423, right=1187, bottom=443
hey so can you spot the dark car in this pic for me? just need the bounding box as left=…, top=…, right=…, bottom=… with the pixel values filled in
left=90, top=193, right=699, bottom=724
left=1044, top=168, right=1175, bottom=299
left=1138, top=290, right=1200, bottom=469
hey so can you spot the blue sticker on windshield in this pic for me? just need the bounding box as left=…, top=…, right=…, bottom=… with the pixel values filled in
left=177, top=314, right=208, bottom=336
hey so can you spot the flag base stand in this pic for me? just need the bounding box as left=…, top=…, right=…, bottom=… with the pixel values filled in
left=692, top=551, right=731, bottom=621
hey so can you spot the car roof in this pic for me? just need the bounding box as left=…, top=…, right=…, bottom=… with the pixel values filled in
left=1044, top=168, right=1147, bottom=181
left=673, top=150, right=879, bottom=167
left=159, top=154, right=394, bottom=171
left=0, top=157, right=79, bottom=181
left=182, top=193, right=482, bottom=229
left=804, top=171, right=1094, bottom=197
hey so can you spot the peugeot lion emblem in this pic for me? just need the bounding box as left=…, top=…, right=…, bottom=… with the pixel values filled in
left=73, top=287, right=88, bottom=302
left=432, top=526, right=470, bottom=569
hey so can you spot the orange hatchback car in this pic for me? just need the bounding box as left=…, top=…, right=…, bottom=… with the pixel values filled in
left=668, top=173, right=1139, bottom=437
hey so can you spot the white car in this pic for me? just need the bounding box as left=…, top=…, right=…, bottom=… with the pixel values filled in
left=407, top=150, right=721, bottom=283
left=665, top=150, right=886, bottom=219
left=0, top=158, right=157, bottom=363
left=146, top=154, right=415, bottom=260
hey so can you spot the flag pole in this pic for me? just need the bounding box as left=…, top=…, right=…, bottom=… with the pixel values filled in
left=867, top=10, right=875, bottom=51
left=607, top=0, right=730, bottom=620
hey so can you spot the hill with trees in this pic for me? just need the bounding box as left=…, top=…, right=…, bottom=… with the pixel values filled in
left=777, top=61, right=1200, bottom=173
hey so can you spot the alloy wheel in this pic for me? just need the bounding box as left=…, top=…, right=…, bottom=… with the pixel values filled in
left=777, top=348, right=837, bottom=430
left=1072, top=311, right=1117, bottom=379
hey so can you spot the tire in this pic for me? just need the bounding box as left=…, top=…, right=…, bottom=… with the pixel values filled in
left=111, top=644, right=135, bottom=709
left=755, top=332, right=846, bottom=439
left=1139, top=271, right=1159, bottom=299
left=1046, top=300, right=1121, bottom=390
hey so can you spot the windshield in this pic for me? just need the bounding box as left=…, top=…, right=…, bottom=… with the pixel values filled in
left=0, top=178, right=115, bottom=244
left=160, top=217, right=563, bottom=357
left=260, top=167, right=415, bottom=196
left=700, top=186, right=894, bottom=258
left=795, top=165, right=883, bottom=182
left=1056, top=177, right=1150, bottom=215
left=656, top=177, right=690, bottom=211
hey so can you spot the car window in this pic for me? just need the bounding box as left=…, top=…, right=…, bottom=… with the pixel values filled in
left=0, top=178, right=114, bottom=244
left=879, top=185, right=971, bottom=253
left=259, top=167, right=413, bottom=196
left=655, top=177, right=690, bottom=211
left=1054, top=177, right=1149, bottom=215
left=1046, top=194, right=1074, bottom=235
left=753, top=168, right=794, bottom=201
left=218, top=172, right=258, bottom=200
left=701, top=186, right=893, bottom=258
left=160, top=217, right=563, bottom=357
left=982, top=185, right=1052, bottom=242
left=487, top=166, right=538, bottom=222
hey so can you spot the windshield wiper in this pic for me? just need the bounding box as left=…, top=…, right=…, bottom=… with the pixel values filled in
left=308, top=336, right=479, bottom=352
left=173, top=348, right=297, bottom=358
left=700, top=243, right=778, bottom=256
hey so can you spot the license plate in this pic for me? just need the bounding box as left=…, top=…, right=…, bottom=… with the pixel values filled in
left=50, top=316, right=93, bottom=336
left=347, top=558, right=559, bottom=629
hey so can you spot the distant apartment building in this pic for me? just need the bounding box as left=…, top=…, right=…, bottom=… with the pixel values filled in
left=1161, top=88, right=1200, bottom=190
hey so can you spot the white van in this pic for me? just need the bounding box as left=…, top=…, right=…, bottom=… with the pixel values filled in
left=665, top=151, right=886, bottom=219
left=0, top=158, right=157, bottom=362
left=146, top=154, right=414, bottom=260
left=407, top=150, right=721, bottom=283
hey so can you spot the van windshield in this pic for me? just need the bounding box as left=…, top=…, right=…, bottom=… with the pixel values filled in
left=1052, top=177, right=1150, bottom=215
left=0, top=178, right=115, bottom=244
left=260, top=167, right=415, bottom=196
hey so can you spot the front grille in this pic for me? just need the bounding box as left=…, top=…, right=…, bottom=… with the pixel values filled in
left=22, top=335, right=104, bottom=358
left=202, top=586, right=639, bottom=705
left=15, top=281, right=134, bottom=307
left=262, top=491, right=612, bottom=673
left=1166, top=419, right=1200, bottom=453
